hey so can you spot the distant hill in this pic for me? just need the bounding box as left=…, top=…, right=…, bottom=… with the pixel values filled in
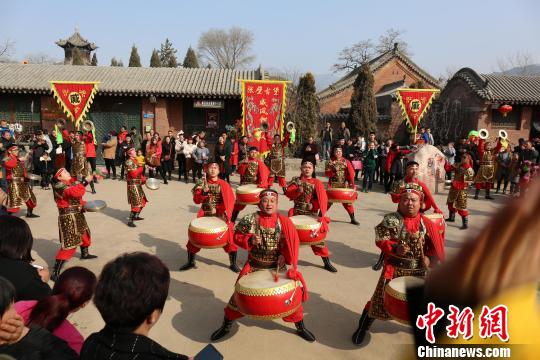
left=491, top=64, right=540, bottom=76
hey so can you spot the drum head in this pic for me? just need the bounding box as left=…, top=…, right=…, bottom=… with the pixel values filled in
left=238, top=270, right=292, bottom=289
left=290, top=215, right=318, bottom=226
left=387, top=276, right=425, bottom=294
left=190, top=217, right=227, bottom=230
left=237, top=184, right=262, bottom=194
left=84, top=200, right=107, bottom=212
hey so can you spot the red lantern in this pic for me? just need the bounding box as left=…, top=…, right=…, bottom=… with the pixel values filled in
left=498, top=104, right=512, bottom=117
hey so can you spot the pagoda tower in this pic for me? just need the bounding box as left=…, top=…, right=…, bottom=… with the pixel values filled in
left=56, top=28, right=97, bottom=65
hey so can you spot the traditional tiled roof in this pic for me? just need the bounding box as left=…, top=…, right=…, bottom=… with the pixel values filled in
left=56, top=31, right=98, bottom=50
left=0, top=63, right=263, bottom=98
left=446, top=67, right=540, bottom=106
left=318, top=46, right=439, bottom=100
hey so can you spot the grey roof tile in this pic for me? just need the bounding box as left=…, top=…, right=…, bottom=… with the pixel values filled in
left=0, top=64, right=262, bottom=97
left=447, top=67, right=540, bottom=105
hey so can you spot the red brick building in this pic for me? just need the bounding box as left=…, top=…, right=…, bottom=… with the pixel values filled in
left=434, top=67, right=540, bottom=144
left=318, top=44, right=440, bottom=142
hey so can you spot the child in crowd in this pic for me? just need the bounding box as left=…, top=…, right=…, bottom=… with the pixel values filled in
left=136, top=149, right=146, bottom=176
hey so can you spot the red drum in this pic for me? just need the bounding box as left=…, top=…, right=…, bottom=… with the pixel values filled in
left=384, top=276, right=425, bottom=323
left=423, top=213, right=446, bottom=240
left=234, top=270, right=302, bottom=320
left=236, top=184, right=263, bottom=205
left=188, top=217, right=229, bottom=249
left=290, top=215, right=326, bottom=245
left=326, top=187, right=357, bottom=203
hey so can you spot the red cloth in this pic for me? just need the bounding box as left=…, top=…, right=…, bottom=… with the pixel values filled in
left=4, top=155, right=27, bottom=180
left=325, top=157, right=356, bottom=188
left=237, top=158, right=270, bottom=188
left=84, top=133, right=96, bottom=158
left=118, top=130, right=128, bottom=144
left=230, top=142, right=239, bottom=166
left=55, top=178, right=86, bottom=208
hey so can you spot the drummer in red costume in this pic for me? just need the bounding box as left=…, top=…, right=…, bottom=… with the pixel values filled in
left=210, top=189, right=316, bottom=343
left=3, top=146, right=39, bottom=217
left=352, top=183, right=445, bottom=345
left=285, top=160, right=336, bottom=272
left=179, top=161, right=240, bottom=273
left=325, top=146, right=359, bottom=225
left=230, top=146, right=270, bottom=222
left=51, top=168, right=97, bottom=281
left=125, top=148, right=148, bottom=228
left=390, top=161, right=443, bottom=214
left=265, top=132, right=290, bottom=192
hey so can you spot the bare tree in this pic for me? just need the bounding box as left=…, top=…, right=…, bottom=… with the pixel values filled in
left=496, top=51, right=535, bottom=75
left=332, top=29, right=411, bottom=73
left=0, top=38, right=15, bottom=60
left=332, top=40, right=374, bottom=72
left=375, top=28, right=411, bottom=56
left=197, top=27, right=255, bottom=69
left=437, top=65, right=459, bottom=87
left=26, top=52, right=59, bottom=64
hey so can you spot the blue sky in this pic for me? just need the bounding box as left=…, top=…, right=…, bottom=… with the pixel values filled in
left=1, top=0, right=539, bottom=79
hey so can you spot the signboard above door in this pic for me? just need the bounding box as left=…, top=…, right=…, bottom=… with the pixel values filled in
left=194, top=99, right=224, bottom=109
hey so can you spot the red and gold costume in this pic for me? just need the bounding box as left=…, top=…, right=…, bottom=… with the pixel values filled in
left=446, top=157, right=475, bottom=217
left=265, top=133, right=290, bottom=187
left=126, top=157, right=147, bottom=212
left=474, top=139, right=500, bottom=191
left=232, top=155, right=270, bottom=216
left=224, top=211, right=308, bottom=323
left=187, top=177, right=237, bottom=254
left=390, top=176, right=442, bottom=213
left=53, top=177, right=92, bottom=261
left=71, top=137, right=91, bottom=178
left=4, top=148, right=37, bottom=214
left=325, top=156, right=358, bottom=221
left=352, top=184, right=445, bottom=345
left=285, top=176, right=331, bottom=258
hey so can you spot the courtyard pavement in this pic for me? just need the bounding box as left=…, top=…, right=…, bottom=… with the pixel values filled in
left=23, top=172, right=505, bottom=359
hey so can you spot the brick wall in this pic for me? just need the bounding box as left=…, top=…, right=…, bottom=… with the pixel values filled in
left=150, top=98, right=184, bottom=136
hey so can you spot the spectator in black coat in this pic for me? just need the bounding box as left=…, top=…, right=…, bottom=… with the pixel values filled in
left=80, top=253, right=189, bottom=360
left=301, top=136, right=319, bottom=166
left=0, top=216, right=51, bottom=301
left=37, top=152, right=54, bottom=189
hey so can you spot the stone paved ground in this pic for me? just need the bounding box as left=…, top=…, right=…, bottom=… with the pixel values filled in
left=23, top=172, right=505, bottom=359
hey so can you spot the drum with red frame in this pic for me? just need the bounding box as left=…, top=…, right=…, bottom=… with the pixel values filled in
left=290, top=215, right=326, bottom=245
left=234, top=270, right=302, bottom=320
left=236, top=184, right=263, bottom=205
left=326, top=187, right=357, bottom=203
left=423, top=213, right=446, bottom=240
left=188, top=217, right=229, bottom=249
left=384, top=276, right=425, bottom=323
